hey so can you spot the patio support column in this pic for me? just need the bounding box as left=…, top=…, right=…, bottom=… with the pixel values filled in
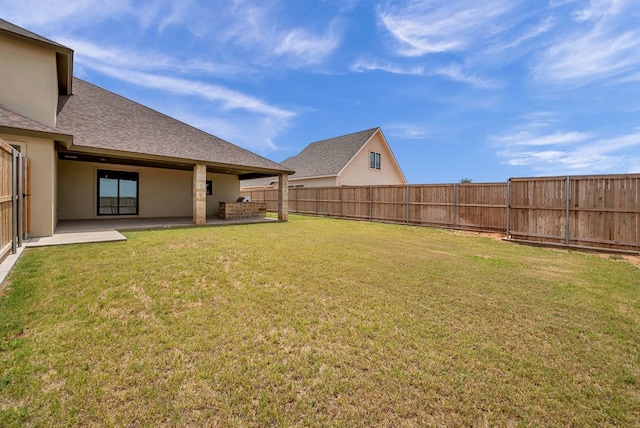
left=278, top=173, right=288, bottom=221
left=193, top=164, right=207, bottom=225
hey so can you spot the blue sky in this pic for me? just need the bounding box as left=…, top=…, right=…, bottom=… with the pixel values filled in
left=3, top=0, right=640, bottom=183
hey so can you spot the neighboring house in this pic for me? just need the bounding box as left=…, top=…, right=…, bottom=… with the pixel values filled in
left=241, top=127, right=406, bottom=190
left=0, top=19, right=292, bottom=238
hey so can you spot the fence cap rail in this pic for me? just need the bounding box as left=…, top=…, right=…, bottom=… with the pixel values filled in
left=510, top=173, right=640, bottom=181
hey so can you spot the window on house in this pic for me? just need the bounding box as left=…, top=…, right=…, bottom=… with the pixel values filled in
left=369, top=151, right=381, bottom=170
left=206, top=180, right=213, bottom=196
left=97, top=169, right=139, bottom=215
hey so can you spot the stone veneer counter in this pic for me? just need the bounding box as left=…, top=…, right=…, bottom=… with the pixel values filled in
left=218, top=202, right=267, bottom=220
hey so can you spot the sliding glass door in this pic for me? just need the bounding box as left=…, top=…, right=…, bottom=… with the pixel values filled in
left=97, top=170, right=139, bottom=215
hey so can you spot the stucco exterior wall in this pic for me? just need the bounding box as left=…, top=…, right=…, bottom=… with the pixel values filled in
left=338, top=133, right=406, bottom=186
left=289, top=176, right=338, bottom=188
left=207, top=173, right=240, bottom=216
left=57, top=160, right=242, bottom=220
left=0, top=37, right=58, bottom=127
left=0, top=133, right=56, bottom=237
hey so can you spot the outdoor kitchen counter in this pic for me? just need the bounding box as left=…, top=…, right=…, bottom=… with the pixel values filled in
left=218, top=201, right=267, bottom=220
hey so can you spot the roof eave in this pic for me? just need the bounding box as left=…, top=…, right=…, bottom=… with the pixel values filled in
left=64, top=143, right=294, bottom=176
left=0, top=125, right=72, bottom=143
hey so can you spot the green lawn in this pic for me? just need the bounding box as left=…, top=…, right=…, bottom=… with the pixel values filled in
left=1, top=215, right=638, bottom=426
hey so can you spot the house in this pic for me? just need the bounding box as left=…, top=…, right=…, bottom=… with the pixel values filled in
left=0, top=19, right=292, bottom=238
left=241, top=127, right=406, bottom=189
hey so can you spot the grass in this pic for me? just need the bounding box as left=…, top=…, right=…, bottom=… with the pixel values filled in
left=1, top=215, right=638, bottom=426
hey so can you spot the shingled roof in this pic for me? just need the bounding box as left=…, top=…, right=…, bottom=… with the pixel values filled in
left=55, top=78, right=292, bottom=174
left=0, top=104, right=67, bottom=138
left=242, top=127, right=379, bottom=186
left=285, top=127, right=378, bottom=177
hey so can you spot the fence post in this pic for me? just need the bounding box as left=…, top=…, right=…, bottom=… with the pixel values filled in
left=315, top=187, right=319, bottom=215
left=369, top=185, right=373, bottom=221
left=565, top=176, right=570, bottom=245
left=340, top=186, right=343, bottom=219
left=406, top=184, right=410, bottom=224
left=452, top=183, right=457, bottom=228
left=506, top=179, right=511, bottom=238
left=17, top=153, right=23, bottom=247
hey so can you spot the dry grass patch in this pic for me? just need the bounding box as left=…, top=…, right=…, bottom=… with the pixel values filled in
left=1, top=215, right=638, bottom=426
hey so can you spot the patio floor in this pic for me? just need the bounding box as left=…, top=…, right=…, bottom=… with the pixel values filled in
left=26, top=216, right=278, bottom=247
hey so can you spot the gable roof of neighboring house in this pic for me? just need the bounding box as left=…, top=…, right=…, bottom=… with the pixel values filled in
left=55, top=78, right=292, bottom=176
left=283, top=127, right=379, bottom=178
left=0, top=18, right=73, bottom=95
left=242, top=127, right=406, bottom=187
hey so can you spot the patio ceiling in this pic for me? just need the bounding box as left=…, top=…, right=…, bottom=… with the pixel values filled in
left=56, top=150, right=280, bottom=180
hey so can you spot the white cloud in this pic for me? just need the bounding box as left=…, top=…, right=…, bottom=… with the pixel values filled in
left=376, top=0, right=516, bottom=56
left=491, top=16, right=556, bottom=53
left=273, top=20, right=342, bottom=66
left=350, top=60, right=424, bottom=75
left=385, top=124, right=430, bottom=139
left=517, top=112, right=559, bottom=129
left=493, top=131, right=591, bottom=146
left=0, top=0, right=191, bottom=32
left=534, top=0, right=640, bottom=84
left=85, top=63, right=294, bottom=121
left=3, top=0, right=343, bottom=70
left=60, top=38, right=242, bottom=77
left=174, top=111, right=287, bottom=153
left=495, top=128, right=640, bottom=174
left=430, top=64, right=498, bottom=89
left=350, top=59, right=496, bottom=88
left=572, top=0, right=623, bottom=22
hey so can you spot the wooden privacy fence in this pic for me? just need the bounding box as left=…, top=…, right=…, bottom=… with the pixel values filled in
left=243, top=183, right=507, bottom=232
left=242, top=174, right=640, bottom=252
left=508, top=175, right=639, bottom=251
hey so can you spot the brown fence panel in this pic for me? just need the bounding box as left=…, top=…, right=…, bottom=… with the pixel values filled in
left=0, top=140, right=14, bottom=262
left=294, top=188, right=319, bottom=215
left=317, top=187, right=340, bottom=216
left=264, top=189, right=279, bottom=212
left=341, top=186, right=371, bottom=220
left=371, top=185, right=407, bottom=223
left=408, top=184, right=454, bottom=226
left=569, top=175, right=639, bottom=251
left=456, top=183, right=507, bottom=232
left=241, top=189, right=278, bottom=211
left=509, top=177, right=567, bottom=244
left=508, top=174, right=640, bottom=251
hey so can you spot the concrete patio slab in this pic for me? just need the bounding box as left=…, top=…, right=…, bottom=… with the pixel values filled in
left=27, top=230, right=127, bottom=247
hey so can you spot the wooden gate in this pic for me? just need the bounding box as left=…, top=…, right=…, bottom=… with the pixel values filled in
left=0, top=139, right=14, bottom=261
left=0, top=139, right=27, bottom=263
